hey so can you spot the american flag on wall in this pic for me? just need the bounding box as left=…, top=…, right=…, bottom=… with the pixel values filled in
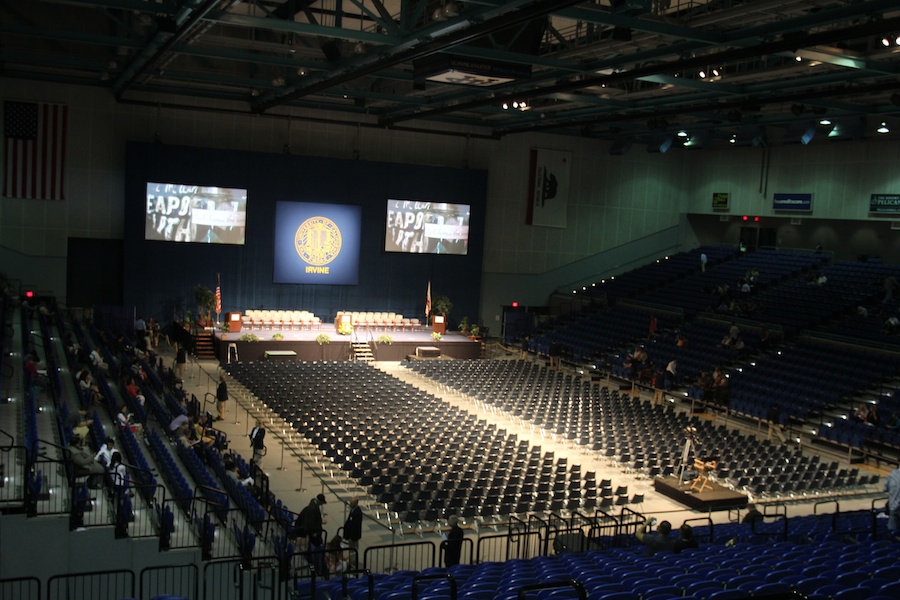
left=3, top=101, right=68, bottom=200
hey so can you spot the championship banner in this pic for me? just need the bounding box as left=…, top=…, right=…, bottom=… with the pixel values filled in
left=273, top=201, right=362, bottom=285
left=526, top=148, right=571, bottom=228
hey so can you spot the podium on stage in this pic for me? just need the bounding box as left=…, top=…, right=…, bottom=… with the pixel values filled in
left=336, top=312, right=352, bottom=333
left=432, top=315, right=446, bottom=335
left=226, top=312, right=242, bottom=333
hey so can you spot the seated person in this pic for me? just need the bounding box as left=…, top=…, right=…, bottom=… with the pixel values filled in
left=69, top=435, right=105, bottom=488
left=635, top=517, right=675, bottom=555
left=117, top=405, right=143, bottom=435
left=123, top=375, right=146, bottom=407
left=189, top=416, right=215, bottom=448
left=78, top=369, right=103, bottom=405
left=89, top=348, right=109, bottom=372
left=674, top=524, right=698, bottom=553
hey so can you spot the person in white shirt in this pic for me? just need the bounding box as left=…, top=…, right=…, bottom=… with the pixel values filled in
left=89, top=348, right=108, bottom=372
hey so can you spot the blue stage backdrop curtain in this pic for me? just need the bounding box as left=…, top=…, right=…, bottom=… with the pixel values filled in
left=122, top=142, right=487, bottom=328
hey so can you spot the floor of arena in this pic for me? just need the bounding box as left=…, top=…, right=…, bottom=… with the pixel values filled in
left=165, top=339, right=892, bottom=559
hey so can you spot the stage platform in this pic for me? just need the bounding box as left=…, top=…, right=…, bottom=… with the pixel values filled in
left=653, top=476, right=748, bottom=512
left=213, top=328, right=481, bottom=363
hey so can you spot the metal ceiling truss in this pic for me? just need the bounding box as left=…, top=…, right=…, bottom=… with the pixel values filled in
left=3, top=0, right=900, bottom=148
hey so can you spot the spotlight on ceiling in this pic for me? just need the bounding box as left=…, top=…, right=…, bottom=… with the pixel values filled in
left=877, top=121, right=890, bottom=134
left=502, top=102, right=509, bottom=110
left=819, top=118, right=832, bottom=126
left=677, top=130, right=688, bottom=138
left=699, top=69, right=706, bottom=79
left=712, top=68, right=720, bottom=77
left=729, top=134, right=737, bottom=144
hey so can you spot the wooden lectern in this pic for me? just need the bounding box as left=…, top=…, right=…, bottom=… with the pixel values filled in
left=432, top=315, right=446, bottom=335
left=336, top=312, right=352, bottom=333
left=226, top=312, right=242, bottom=333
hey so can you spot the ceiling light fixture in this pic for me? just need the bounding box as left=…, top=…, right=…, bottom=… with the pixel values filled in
left=877, top=122, right=890, bottom=134
left=819, top=118, right=831, bottom=126
left=677, top=130, right=688, bottom=138
left=729, top=134, right=736, bottom=144
left=882, top=36, right=891, bottom=47
left=699, top=69, right=706, bottom=79
left=795, top=54, right=802, bottom=62
left=502, top=102, right=509, bottom=110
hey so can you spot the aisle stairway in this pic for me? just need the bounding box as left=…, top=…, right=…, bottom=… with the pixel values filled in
left=351, top=341, right=374, bottom=362
left=193, top=332, right=216, bottom=360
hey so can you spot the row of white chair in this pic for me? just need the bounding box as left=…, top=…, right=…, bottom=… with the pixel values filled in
left=336, top=311, right=422, bottom=331
left=241, top=310, right=322, bottom=330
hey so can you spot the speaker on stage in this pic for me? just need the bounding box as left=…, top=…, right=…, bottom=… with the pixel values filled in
left=226, top=312, right=242, bottom=333
left=432, top=314, right=446, bottom=335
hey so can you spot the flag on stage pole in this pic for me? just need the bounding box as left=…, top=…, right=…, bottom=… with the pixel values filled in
left=215, top=274, right=222, bottom=318
left=425, top=281, right=432, bottom=319
left=4, top=101, right=68, bottom=200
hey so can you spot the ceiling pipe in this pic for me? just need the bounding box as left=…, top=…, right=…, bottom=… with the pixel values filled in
left=383, top=13, right=900, bottom=127
left=253, top=0, right=584, bottom=113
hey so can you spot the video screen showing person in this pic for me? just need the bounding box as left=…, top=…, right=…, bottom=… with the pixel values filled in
left=385, top=199, right=470, bottom=255
left=145, top=182, right=247, bottom=245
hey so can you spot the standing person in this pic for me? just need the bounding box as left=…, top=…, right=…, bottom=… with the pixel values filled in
left=886, top=466, right=900, bottom=538
left=343, top=497, right=363, bottom=570
left=303, top=494, right=327, bottom=548
left=174, top=343, right=187, bottom=382
left=216, top=373, right=228, bottom=421
left=443, top=515, right=464, bottom=567
left=767, top=404, right=786, bottom=443
left=700, top=252, right=708, bottom=272
left=250, top=420, right=266, bottom=466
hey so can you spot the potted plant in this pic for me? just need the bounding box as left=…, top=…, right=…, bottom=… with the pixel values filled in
left=377, top=334, right=393, bottom=345
left=194, top=285, right=216, bottom=326
left=337, top=321, right=353, bottom=336
left=469, top=324, right=481, bottom=339
left=239, top=333, right=259, bottom=342
left=272, top=333, right=284, bottom=341
left=432, top=295, right=453, bottom=319
left=316, top=333, right=331, bottom=346
left=432, top=331, right=443, bottom=341
left=459, top=316, right=470, bottom=334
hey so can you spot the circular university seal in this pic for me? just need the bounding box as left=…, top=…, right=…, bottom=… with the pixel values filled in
left=295, top=216, right=342, bottom=265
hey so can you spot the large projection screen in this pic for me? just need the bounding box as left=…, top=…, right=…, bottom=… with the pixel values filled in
left=145, top=182, right=247, bottom=244
left=273, top=201, right=362, bottom=285
left=385, top=199, right=470, bottom=255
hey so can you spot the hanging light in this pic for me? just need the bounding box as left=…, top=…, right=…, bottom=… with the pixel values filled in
left=882, top=37, right=891, bottom=47
left=502, top=102, right=509, bottom=110
left=877, top=122, right=890, bottom=134
left=699, top=69, right=706, bottom=79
